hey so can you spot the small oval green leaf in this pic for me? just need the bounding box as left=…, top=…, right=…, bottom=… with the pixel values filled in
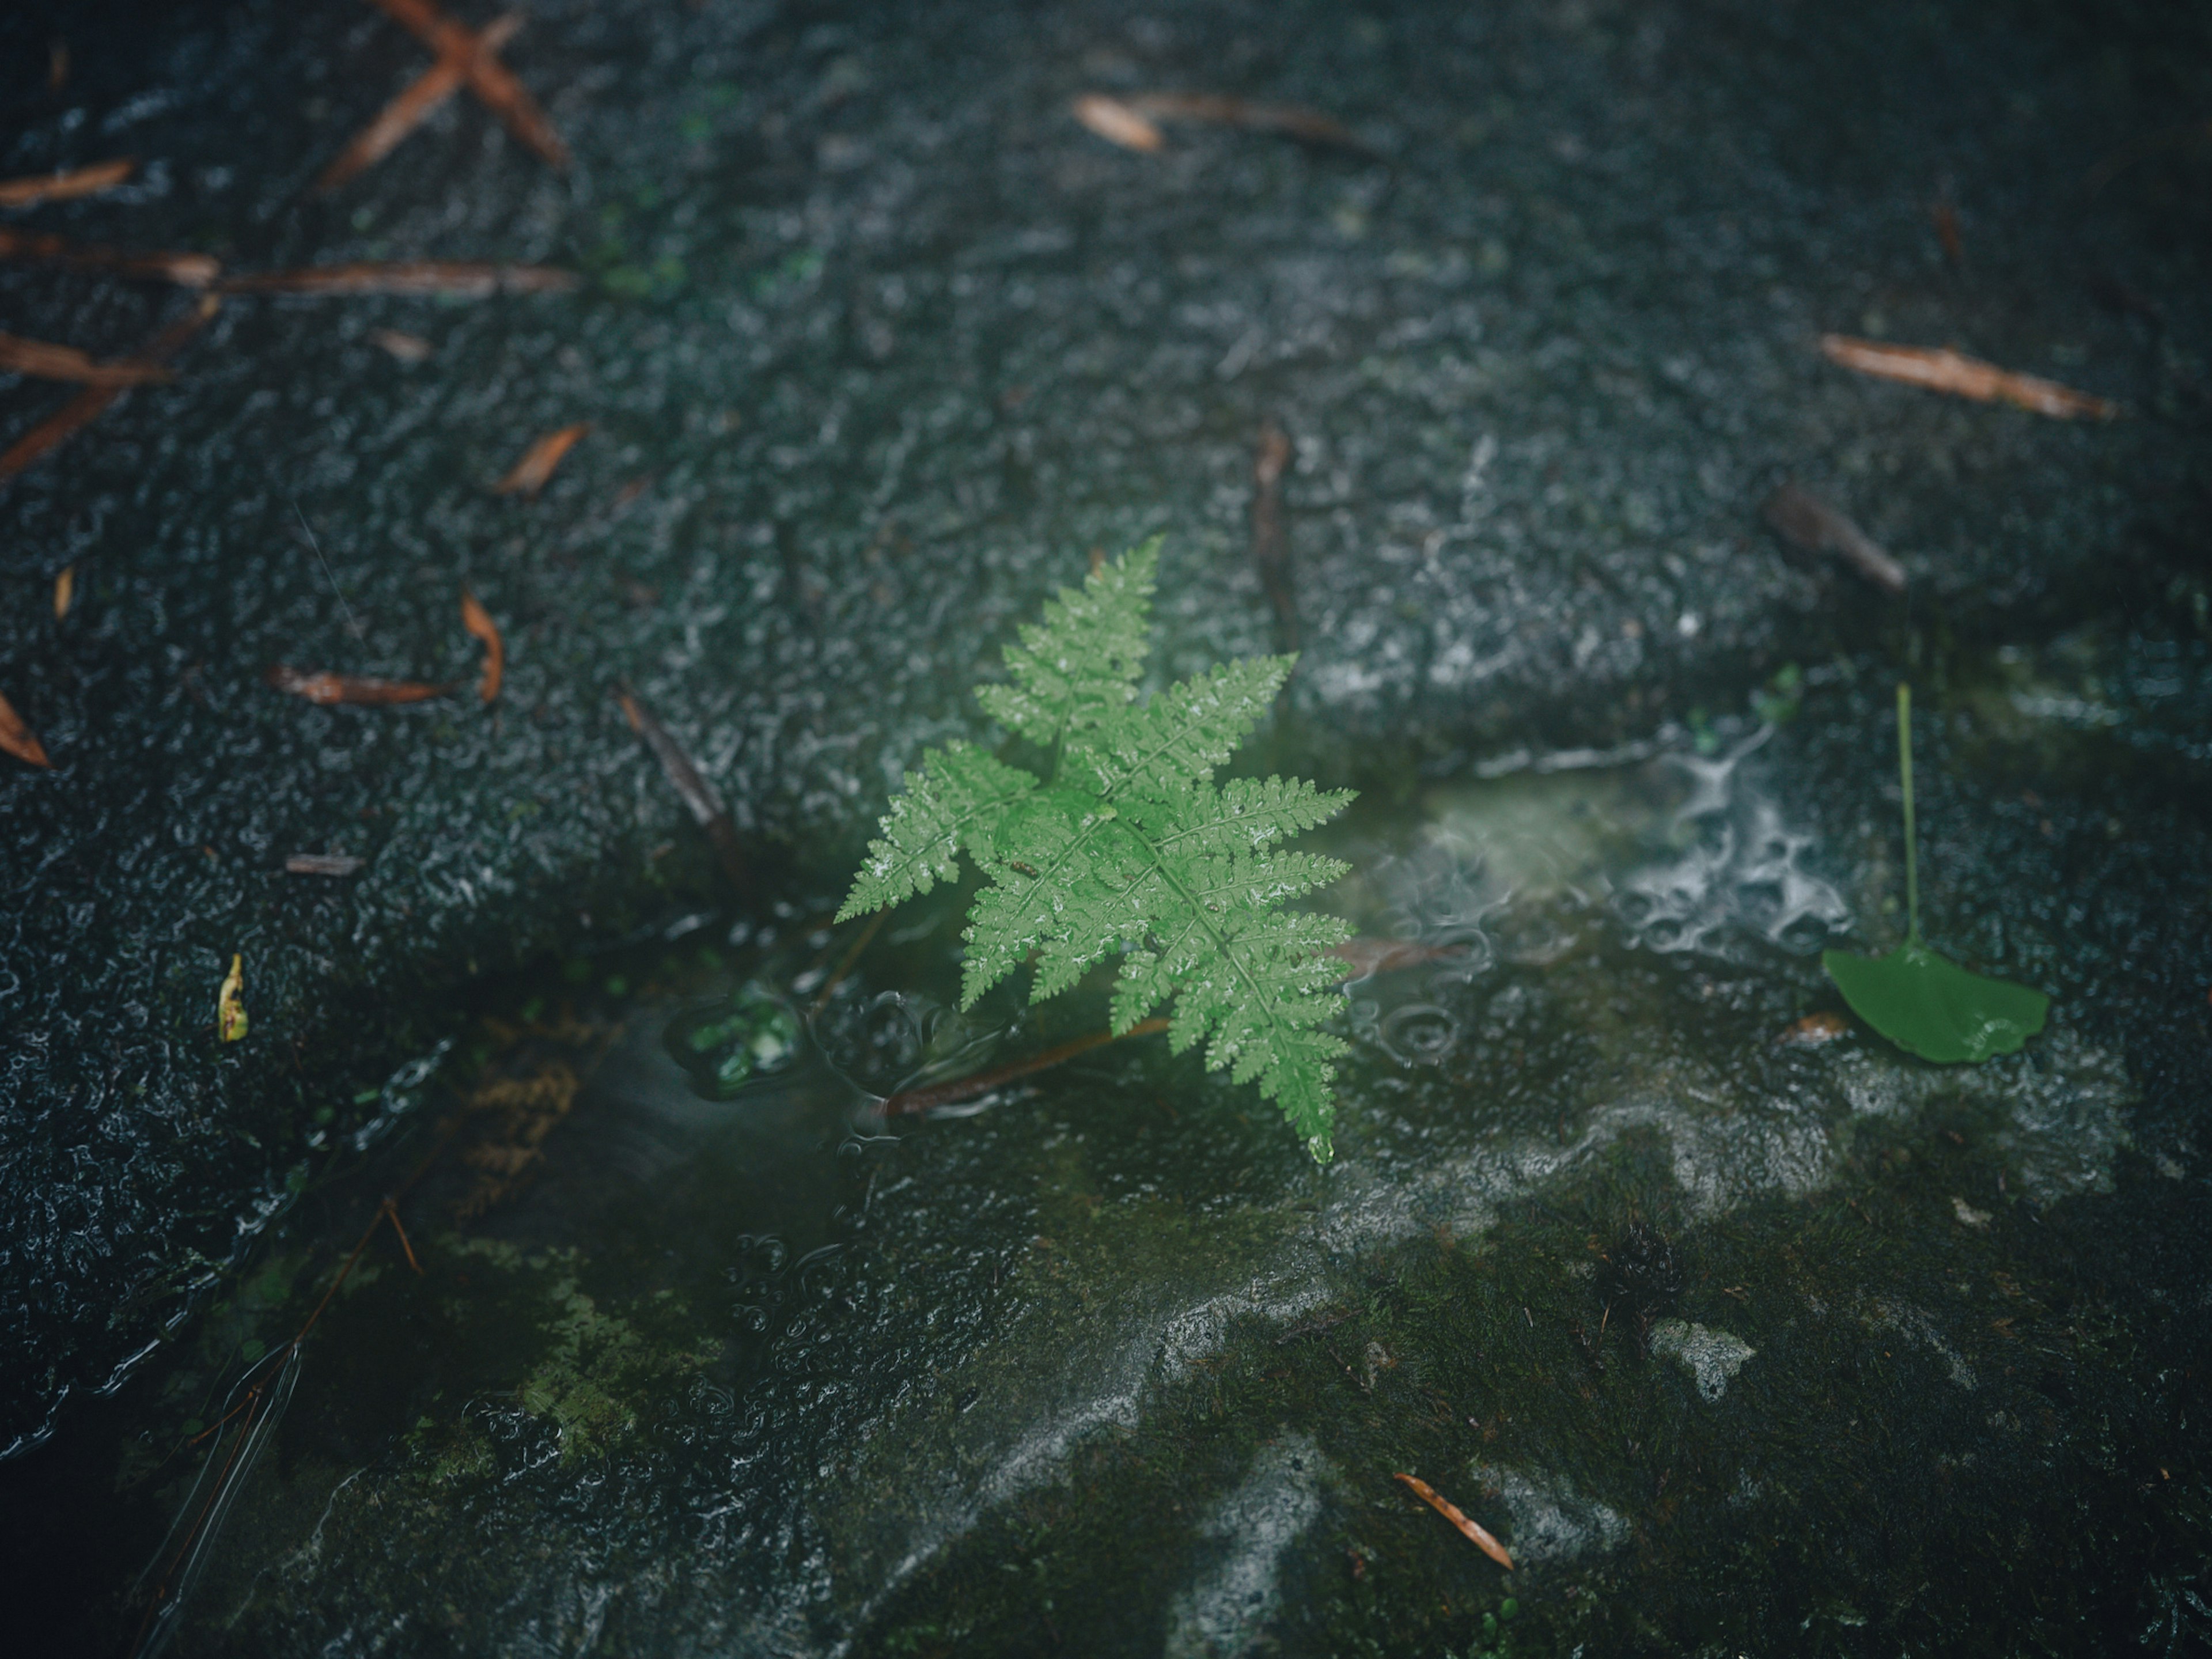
left=1822, top=942, right=2049, bottom=1063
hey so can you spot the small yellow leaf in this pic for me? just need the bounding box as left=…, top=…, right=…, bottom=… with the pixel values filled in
left=218, top=953, right=249, bottom=1042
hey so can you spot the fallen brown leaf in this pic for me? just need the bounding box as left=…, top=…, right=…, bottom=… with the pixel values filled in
left=495, top=423, right=588, bottom=497
left=265, top=664, right=449, bottom=706
left=0, top=157, right=134, bottom=209
left=1762, top=482, right=1906, bottom=594
left=1394, top=1472, right=1516, bottom=1570
left=1071, top=94, right=1164, bottom=153
left=0, top=330, right=171, bottom=387
left=1778, top=1010, right=1853, bottom=1046
left=368, top=328, right=433, bottom=362
left=0, top=227, right=220, bottom=288
left=460, top=589, right=503, bottom=702
left=367, top=0, right=570, bottom=169
left=0, top=688, right=51, bottom=767
left=0, top=294, right=219, bottom=482
left=285, top=853, right=364, bottom=876
left=52, top=565, right=74, bottom=620
left=1820, top=334, right=2120, bottom=420
left=219, top=260, right=577, bottom=297
left=318, top=12, right=524, bottom=191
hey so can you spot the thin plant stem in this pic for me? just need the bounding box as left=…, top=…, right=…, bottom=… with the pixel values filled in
left=1897, top=682, right=1919, bottom=945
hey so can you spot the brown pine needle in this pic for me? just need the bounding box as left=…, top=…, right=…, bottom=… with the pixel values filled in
left=617, top=685, right=753, bottom=895
left=368, top=328, right=432, bottom=361
left=1394, top=1472, right=1516, bottom=1570
left=264, top=664, right=449, bottom=706
left=0, top=330, right=171, bottom=387
left=0, top=227, right=220, bottom=288
left=285, top=853, right=363, bottom=876
left=460, top=588, right=503, bottom=702
left=318, top=12, right=523, bottom=191
left=52, top=565, right=74, bottom=620
left=880, top=1018, right=1173, bottom=1117
left=495, top=423, right=588, bottom=497
left=1072, top=94, right=1164, bottom=153
left=380, top=1199, right=425, bottom=1275
left=218, top=260, right=576, bottom=297
left=366, top=0, right=571, bottom=168
left=1819, top=334, right=2120, bottom=420
left=0, top=688, right=51, bottom=767
left=0, top=294, right=218, bottom=482
left=0, top=157, right=134, bottom=209
left=1128, top=91, right=1366, bottom=151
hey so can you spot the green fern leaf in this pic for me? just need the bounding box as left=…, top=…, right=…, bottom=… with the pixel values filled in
left=975, top=535, right=1160, bottom=752
left=846, top=541, right=1357, bottom=1162
left=836, top=741, right=1040, bottom=921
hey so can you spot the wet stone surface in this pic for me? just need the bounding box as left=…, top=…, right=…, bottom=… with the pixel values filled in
left=0, top=0, right=2209, bottom=1652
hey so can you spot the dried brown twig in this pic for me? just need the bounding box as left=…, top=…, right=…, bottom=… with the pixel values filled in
left=1819, top=334, right=2119, bottom=420
left=264, top=665, right=449, bottom=706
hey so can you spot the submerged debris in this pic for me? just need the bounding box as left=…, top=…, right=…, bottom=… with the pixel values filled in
left=495, top=423, right=588, bottom=497
left=0, top=688, right=51, bottom=767
left=0, top=294, right=218, bottom=481
left=0, top=330, right=170, bottom=387
left=219, top=260, right=576, bottom=297
left=319, top=12, right=525, bottom=191
left=460, top=589, right=503, bottom=702
left=264, top=664, right=448, bottom=706
left=366, top=0, right=570, bottom=169
left=878, top=1018, right=1170, bottom=1116
left=0, top=227, right=220, bottom=287
left=217, top=954, right=248, bottom=1043
left=0, top=157, right=135, bottom=209
left=1393, top=1472, right=1516, bottom=1570
left=1820, top=334, right=2120, bottom=420
left=1762, top=482, right=1907, bottom=594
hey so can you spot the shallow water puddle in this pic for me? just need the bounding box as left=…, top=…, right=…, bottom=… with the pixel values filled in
left=21, top=699, right=2211, bottom=1658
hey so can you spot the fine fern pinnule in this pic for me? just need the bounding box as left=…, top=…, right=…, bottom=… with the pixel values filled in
left=839, top=537, right=1358, bottom=1161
